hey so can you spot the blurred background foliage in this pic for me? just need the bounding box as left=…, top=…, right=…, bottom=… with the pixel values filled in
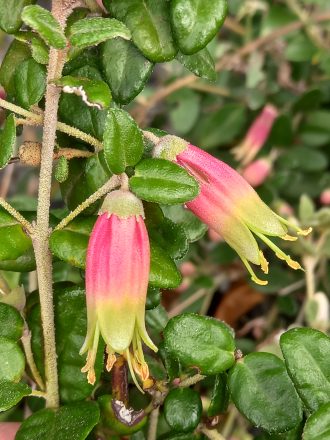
left=0, top=0, right=330, bottom=438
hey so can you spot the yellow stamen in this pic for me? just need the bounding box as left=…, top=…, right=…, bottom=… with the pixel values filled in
left=259, top=250, right=269, bottom=274
left=255, top=232, right=303, bottom=272
left=81, top=324, right=100, bottom=385
left=242, top=257, right=268, bottom=285
left=281, top=234, right=298, bottom=241
left=105, top=347, right=117, bottom=372
left=125, top=348, right=144, bottom=394
left=297, top=227, right=312, bottom=236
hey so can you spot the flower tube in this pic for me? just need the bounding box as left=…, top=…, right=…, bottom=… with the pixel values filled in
left=233, top=105, right=278, bottom=166
left=153, top=137, right=311, bottom=285
left=80, top=189, right=157, bottom=390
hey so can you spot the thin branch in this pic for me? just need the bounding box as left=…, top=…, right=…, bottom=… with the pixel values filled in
left=0, top=198, right=34, bottom=234
left=179, top=373, right=206, bottom=388
left=54, top=175, right=120, bottom=231
left=200, top=426, right=226, bottom=440
left=21, top=326, right=45, bottom=391
left=147, top=405, right=160, bottom=440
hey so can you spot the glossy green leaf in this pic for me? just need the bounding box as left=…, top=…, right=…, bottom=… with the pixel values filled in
left=145, top=203, right=188, bottom=260
left=0, top=40, right=31, bottom=95
left=0, top=114, right=16, bottom=169
left=280, top=328, right=330, bottom=412
left=15, top=401, right=100, bottom=440
left=15, top=31, right=49, bottom=64
left=177, top=48, right=216, bottom=81
left=146, top=286, right=161, bottom=310
left=162, top=204, right=207, bottom=242
left=14, top=58, right=46, bottom=109
left=27, top=284, right=104, bottom=402
left=110, top=0, right=177, bottom=62
left=58, top=66, right=107, bottom=141
left=171, top=0, right=227, bottom=54
left=60, top=153, right=111, bottom=214
left=0, top=209, right=33, bottom=267
left=164, top=388, right=202, bottom=433
left=130, top=158, right=199, bottom=205
left=69, top=17, right=131, bottom=48
left=103, top=109, right=144, bottom=174
left=0, top=303, right=24, bottom=341
left=50, top=216, right=95, bottom=269
left=21, top=5, right=67, bottom=49
left=303, top=402, right=330, bottom=440
left=0, top=0, right=35, bottom=34
left=0, top=337, right=25, bottom=382
left=0, top=381, right=31, bottom=412
left=228, top=353, right=303, bottom=433
left=208, top=373, right=229, bottom=416
left=164, top=313, right=235, bottom=375
left=149, top=242, right=182, bottom=288
left=56, top=75, right=112, bottom=109
left=101, top=38, right=153, bottom=104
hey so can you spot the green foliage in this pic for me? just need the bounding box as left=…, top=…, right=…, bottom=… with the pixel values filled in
left=0, top=114, right=16, bottom=169
left=0, top=303, right=24, bottom=341
left=0, top=381, right=31, bottom=412
left=14, top=58, right=46, bottom=109
left=164, top=388, right=202, bottom=433
left=303, top=403, right=330, bottom=440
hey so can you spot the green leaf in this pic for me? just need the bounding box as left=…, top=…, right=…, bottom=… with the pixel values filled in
left=171, top=0, right=227, bottom=54
left=164, top=313, right=235, bottom=375
left=0, top=337, right=25, bottom=382
left=60, top=153, right=111, bottom=214
left=164, top=388, right=202, bottom=433
left=162, top=204, right=207, bottom=242
left=293, top=89, right=322, bottom=113
left=208, top=373, right=229, bottom=416
left=177, top=48, right=216, bottom=81
left=0, top=209, right=33, bottom=264
left=280, top=328, right=330, bottom=412
left=50, top=216, right=95, bottom=269
left=145, top=203, right=188, bottom=260
left=192, top=103, right=247, bottom=149
left=27, top=284, right=104, bottom=402
left=149, top=242, right=182, bottom=288
left=15, top=401, right=100, bottom=440
left=0, top=114, right=16, bottom=169
left=168, top=89, right=200, bottom=136
left=101, top=38, right=153, bottom=104
left=146, top=286, right=161, bottom=310
left=276, top=147, right=328, bottom=172
left=228, top=352, right=303, bottom=433
left=0, top=0, right=35, bottom=34
left=303, top=402, right=330, bottom=440
left=56, top=75, right=112, bottom=109
left=14, top=58, right=46, bottom=109
left=0, top=40, right=31, bottom=95
left=110, top=0, right=177, bottom=62
left=130, top=158, right=199, bottom=205
left=58, top=66, right=107, bottom=141
left=21, top=5, right=67, bottom=49
left=103, top=109, right=144, bottom=174
left=0, top=303, right=24, bottom=341
left=15, top=31, right=49, bottom=64
left=0, top=381, right=31, bottom=412
left=69, top=17, right=131, bottom=49
left=285, top=33, right=317, bottom=62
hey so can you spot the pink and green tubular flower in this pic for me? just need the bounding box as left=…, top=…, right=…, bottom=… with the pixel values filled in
left=154, top=138, right=311, bottom=286
left=80, top=190, right=157, bottom=390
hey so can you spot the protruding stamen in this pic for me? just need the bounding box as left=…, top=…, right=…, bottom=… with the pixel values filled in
left=259, top=250, right=269, bottom=274
left=256, top=232, right=303, bottom=272
left=125, top=349, right=144, bottom=394
left=281, top=234, right=298, bottom=241
left=81, top=324, right=100, bottom=385
left=106, top=347, right=117, bottom=372
left=297, top=227, right=312, bottom=236
left=242, top=257, right=268, bottom=285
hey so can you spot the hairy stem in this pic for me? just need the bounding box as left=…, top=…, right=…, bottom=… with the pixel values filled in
left=21, top=325, right=45, bottom=391
left=54, top=175, right=120, bottom=231
left=32, top=0, right=70, bottom=408
left=0, top=198, right=33, bottom=234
